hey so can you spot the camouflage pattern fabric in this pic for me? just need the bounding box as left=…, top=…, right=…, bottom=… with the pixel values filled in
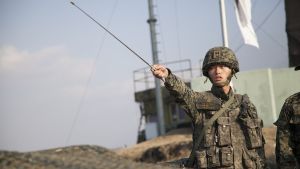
left=164, top=73, right=266, bottom=169
left=202, top=47, right=239, bottom=77
left=274, top=92, right=300, bottom=169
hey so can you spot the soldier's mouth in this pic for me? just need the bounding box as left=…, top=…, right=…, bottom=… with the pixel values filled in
left=214, top=76, right=222, bottom=81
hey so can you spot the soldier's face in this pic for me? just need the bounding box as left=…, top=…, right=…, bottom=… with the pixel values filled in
left=208, top=64, right=232, bottom=87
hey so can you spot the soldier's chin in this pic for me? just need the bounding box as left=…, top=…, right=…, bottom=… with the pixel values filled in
left=213, top=82, right=225, bottom=87
left=213, top=81, right=229, bottom=87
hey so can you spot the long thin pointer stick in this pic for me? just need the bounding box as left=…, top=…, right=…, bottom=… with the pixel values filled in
left=70, top=1, right=153, bottom=68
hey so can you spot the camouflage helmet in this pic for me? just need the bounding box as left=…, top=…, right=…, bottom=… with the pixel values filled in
left=202, top=46, right=239, bottom=77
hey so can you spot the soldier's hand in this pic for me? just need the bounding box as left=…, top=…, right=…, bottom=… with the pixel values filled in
left=151, top=64, right=169, bottom=79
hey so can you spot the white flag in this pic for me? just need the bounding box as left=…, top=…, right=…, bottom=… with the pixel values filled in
left=234, top=0, right=259, bottom=48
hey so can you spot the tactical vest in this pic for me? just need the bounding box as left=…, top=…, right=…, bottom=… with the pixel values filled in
left=188, top=92, right=264, bottom=169
left=163, top=73, right=265, bottom=168
left=274, top=92, right=300, bottom=166
left=287, top=93, right=300, bottom=164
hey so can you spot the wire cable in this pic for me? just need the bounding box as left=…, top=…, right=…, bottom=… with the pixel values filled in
left=65, top=0, right=119, bottom=145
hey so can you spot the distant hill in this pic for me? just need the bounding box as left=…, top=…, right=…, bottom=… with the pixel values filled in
left=0, top=127, right=277, bottom=168
left=0, top=145, right=173, bottom=169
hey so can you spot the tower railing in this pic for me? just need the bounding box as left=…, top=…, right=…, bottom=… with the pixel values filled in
left=133, top=59, right=202, bottom=92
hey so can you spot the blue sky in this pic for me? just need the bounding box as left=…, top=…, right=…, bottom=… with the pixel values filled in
left=0, top=0, right=287, bottom=151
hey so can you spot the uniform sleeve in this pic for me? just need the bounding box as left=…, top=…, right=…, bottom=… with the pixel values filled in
left=164, top=72, right=197, bottom=119
left=240, top=94, right=259, bottom=119
left=239, top=95, right=267, bottom=168
left=274, top=101, right=297, bottom=168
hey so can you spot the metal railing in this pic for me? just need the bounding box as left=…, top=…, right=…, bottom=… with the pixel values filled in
left=133, top=59, right=202, bottom=92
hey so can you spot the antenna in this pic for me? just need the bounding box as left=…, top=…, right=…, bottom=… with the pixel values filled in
left=70, top=1, right=153, bottom=68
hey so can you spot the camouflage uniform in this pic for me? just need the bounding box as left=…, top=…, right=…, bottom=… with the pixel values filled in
left=274, top=65, right=300, bottom=169
left=163, top=47, right=266, bottom=169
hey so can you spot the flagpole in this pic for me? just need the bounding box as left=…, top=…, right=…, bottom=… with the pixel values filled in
left=219, top=0, right=235, bottom=90
left=219, top=0, right=229, bottom=47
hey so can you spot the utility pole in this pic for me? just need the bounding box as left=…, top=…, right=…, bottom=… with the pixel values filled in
left=147, top=0, right=165, bottom=135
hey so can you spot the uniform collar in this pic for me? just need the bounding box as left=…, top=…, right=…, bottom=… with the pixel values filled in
left=211, top=85, right=233, bottom=101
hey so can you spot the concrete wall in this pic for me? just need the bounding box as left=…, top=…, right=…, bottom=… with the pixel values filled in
left=191, top=67, right=300, bottom=127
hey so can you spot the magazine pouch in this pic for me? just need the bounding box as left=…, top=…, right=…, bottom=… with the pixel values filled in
left=207, top=146, right=220, bottom=168
left=195, top=149, right=207, bottom=168
left=220, top=146, right=234, bottom=167
left=217, top=117, right=231, bottom=146
left=240, top=118, right=263, bottom=149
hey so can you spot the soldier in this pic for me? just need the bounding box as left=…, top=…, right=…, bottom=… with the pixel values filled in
left=274, top=65, right=300, bottom=169
left=151, top=46, right=266, bottom=169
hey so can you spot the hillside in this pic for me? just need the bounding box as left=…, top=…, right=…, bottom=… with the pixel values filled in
left=0, top=145, right=173, bottom=169
left=0, top=127, right=277, bottom=168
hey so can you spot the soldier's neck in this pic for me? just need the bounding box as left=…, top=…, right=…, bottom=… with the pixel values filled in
left=211, top=85, right=232, bottom=101
left=222, top=85, right=231, bottom=94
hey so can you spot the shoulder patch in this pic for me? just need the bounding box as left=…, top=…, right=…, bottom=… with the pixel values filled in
left=195, top=91, right=221, bottom=110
